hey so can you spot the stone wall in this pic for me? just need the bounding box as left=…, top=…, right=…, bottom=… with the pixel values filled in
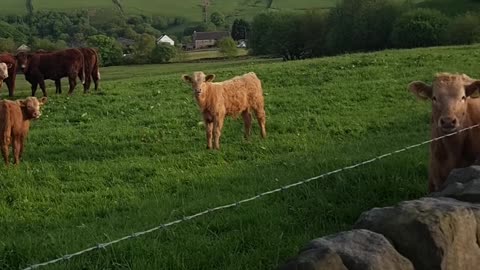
left=278, top=166, right=480, bottom=270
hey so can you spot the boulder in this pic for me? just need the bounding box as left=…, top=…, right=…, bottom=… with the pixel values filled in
left=354, top=197, right=480, bottom=270
left=279, top=229, right=413, bottom=270
left=431, top=166, right=480, bottom=202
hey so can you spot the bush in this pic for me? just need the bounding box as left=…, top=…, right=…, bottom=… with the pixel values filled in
left=218, top=37, right=238, bottom=58
left=31, top=38, right=67, bottom=51
left=87, top=35, right=123, bottom=66
left=446, top=12, right=480, bottom=45
left=151, top=44, right=177, bottom=63
left=391, top=8, right=449, bottom=48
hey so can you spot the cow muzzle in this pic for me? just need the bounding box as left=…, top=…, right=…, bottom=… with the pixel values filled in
left=439, top=117, right=459, bottom=133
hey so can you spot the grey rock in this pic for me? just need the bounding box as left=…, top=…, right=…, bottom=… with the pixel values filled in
left=442, top=165, right=480, bottom=188
left=355, top=197, right=480, bottom=270
left=431, top=179, right=480, bottom=202
left=279, top=229, right=413, bottom=270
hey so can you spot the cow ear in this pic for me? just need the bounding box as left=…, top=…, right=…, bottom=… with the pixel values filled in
left=205, top=74, right=215, bottom=82
left=408, top=81, right=432, bottom=100
left=39, top=97, right=48, bottom=105
left=182, top=75, right=193, bottom=84
left=466, top=81, right=480, bottom=99
left=19, top=99, right=27, bottom=107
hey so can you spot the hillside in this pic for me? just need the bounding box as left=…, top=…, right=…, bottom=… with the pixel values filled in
left=2, top=0, right=337, bottom=21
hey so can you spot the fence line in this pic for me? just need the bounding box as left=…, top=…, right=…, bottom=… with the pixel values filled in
left=23, top=124, right=480, bottom=270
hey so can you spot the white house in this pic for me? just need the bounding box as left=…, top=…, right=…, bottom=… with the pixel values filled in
left=157, top=35, right=175, bottom=46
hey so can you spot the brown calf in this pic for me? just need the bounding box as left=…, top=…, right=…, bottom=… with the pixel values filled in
left=182, top=71, right=266, bottom=149
left=409, top=73, right=480, bottom=192
left=0, top=97, right=47, bottom=165
left=79, top=47, right=101, bottom=92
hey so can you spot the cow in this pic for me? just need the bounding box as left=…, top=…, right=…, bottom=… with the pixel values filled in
left=0, top=63, right=9, bottom=89
left=79, top=47, right=101, bottom=92
left=0, top=97, right=47, bottom=165
left=409, top=73, right=480, bottom=192
left=0, top=53, right=18, bottom=97
left=182, top=71, right=267, bottom=150
left=16, top=48, right=85, bottom=97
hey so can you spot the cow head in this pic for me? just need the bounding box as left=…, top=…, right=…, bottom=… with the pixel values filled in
left=15, top=52, right=32, bottom=71
left=182, top=72, right=215, bottom=97
left=409, top=73, right=480, bottom=134
left=0, top=62, right=10, bottom=89
left=20, top=97, right=47, bottom=120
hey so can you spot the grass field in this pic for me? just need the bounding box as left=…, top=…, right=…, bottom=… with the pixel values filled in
left=1, top=44, right=480, bottom=269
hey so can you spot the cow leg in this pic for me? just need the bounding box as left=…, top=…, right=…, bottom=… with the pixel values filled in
left=5, top=78, right=15, bottom=97
left=31, top=82, right=38, bottom=97
left=39, top=79, right=47, bottom=97
left=213, top=114, right=225, bottom=150
left=13, top=136, right=22, bottom=165
left=68, top=74, right=77, bottom=95
left=55, top=80, right=62, bottom=94
left=1, top=142, right=9, bottom=166
left=83, top=74, right=92, bottom=93
left=205, top=121, right=213, bottom=149
left=254, top=108, right=267, bottom=138
left=242, top=110, right=252, bottom=139
left=93, top=70, right=100, bottom=91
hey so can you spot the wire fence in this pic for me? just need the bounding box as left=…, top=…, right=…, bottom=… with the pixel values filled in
left=22, top=123, right=480, bottom=270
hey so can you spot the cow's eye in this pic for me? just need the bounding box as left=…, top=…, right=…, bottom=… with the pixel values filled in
left=462, top=96, right=467, bottom=101
left=432, top=96, right=437, bottom=102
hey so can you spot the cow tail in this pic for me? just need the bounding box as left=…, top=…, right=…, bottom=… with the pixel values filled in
left=81, top=57, right=86, bottom=85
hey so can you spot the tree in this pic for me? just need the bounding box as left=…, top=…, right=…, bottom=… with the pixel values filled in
left=151, top=43, right=177, bottom=63
left=87, top=35, right=123, bottom=66
left=210, top=12, right=225, bottom=27
left=391, top=8, right=449, bottom=48
left=0, top=38, right=16, bottom=53
left=446, top=12, right=480, bottom=45
left=134, top=33, right=156, bottom=63
left=325, top=0, right=405, bottom=54
left=31, top=38, right=67, bottom=51
left=231, top=19, right=250, bottom=40
left=218, top=37, right=238, bottom=58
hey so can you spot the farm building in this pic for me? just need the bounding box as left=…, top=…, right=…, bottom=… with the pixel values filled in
left=157, top=35, right=175, bottom=46
left=193, top=31, right=230, bottom=49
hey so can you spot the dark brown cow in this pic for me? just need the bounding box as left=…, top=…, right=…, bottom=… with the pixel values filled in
left=0, top=53, right=18, bottom=97
left=16, top=48, right=85, bottom=97
left=0, top=97, right=47, bottom=165
left=409, top=73, right=480, bottom=192
left=79, top=47, right=101, bottom=92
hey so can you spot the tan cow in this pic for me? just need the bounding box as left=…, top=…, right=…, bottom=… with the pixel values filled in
left=409, top=73, right=480, bottom=192
left=0, top=62, right=9, bottom=89
left=182, top=71, right=267, bottom=149
left=0, top=97, right=47, bottom=165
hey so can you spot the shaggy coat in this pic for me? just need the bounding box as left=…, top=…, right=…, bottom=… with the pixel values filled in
left=0, top=97, right=47, bottom=165
left=16, top=48, right=85, bottom=96
left=183, top=71, right=266, bottom=149
left=409, top=73, right=480, bottom=192
left=0, top=53, right=17, bottom=97
left=79, top=47, right=101, bottom=92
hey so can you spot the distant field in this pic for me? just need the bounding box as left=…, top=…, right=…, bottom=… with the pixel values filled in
left=3, top=44, right=480, bottom=269
left=2, top=0, right=336, bottom=20
left=182, top=48, right=249, bottom=61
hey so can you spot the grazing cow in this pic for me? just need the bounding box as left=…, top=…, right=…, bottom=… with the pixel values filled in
left=79, top=47, right=101, bottom=92
left=182, top=71, right=267, bottom=149
left=0, top=53, right=18, bottom=97
left=0, top=63, right=9, bottom=89
left=16, top=48, right=85, bottom=96
left=0, top=97, right=47, bottom=165
left=409, top=73, right=480, bottom=192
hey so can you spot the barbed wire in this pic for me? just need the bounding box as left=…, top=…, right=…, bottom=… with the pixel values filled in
left=23, top=123, right=480, bottom=270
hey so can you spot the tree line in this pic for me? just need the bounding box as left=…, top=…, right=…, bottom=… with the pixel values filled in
left=249, top=0, right=480, bottom=60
